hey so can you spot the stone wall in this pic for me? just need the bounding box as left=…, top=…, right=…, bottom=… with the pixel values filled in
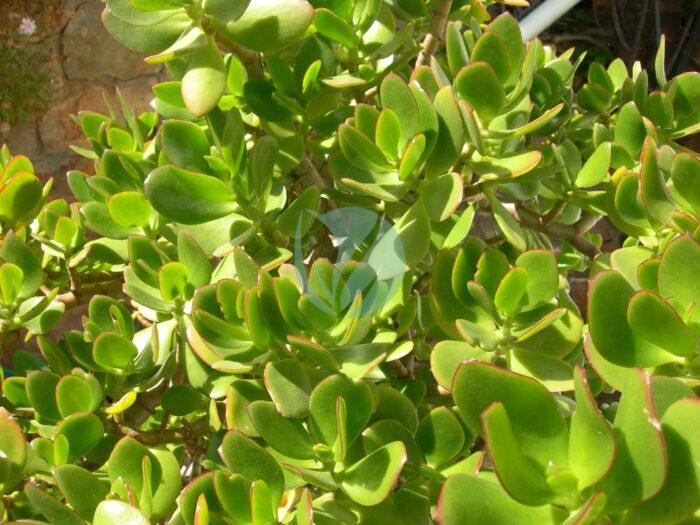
left=2, top=0, right=164, bottom=195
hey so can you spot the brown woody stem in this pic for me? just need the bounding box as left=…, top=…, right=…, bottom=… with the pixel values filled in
left=415, top=0, right=453, bottom=68
left=514, top=204, right=600, bottom=258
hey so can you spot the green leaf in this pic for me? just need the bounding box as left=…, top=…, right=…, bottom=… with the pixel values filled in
left=250, top=479, right=275, bottom=525
left=202, top=0, right=250, bottom=24
left=443, top=204, right=476, bottom=249
left=314, top=8, right=357, bottom=48
left=308, top=374, right=373, bottom=451
left=430, top=340, right=491, bottom=390
left=102, top=8, right=190, bottom=54
left=615, top=102, right=646, bottom=157
left=145, top=166, right=236, bottom=224
left=219, top=430, right=285, bottom=505
left=372, top=385, right=419, bottom=433
left=2, top=377, right=29, bottom=407
left=452, top=362, right=569, bottom=470
left=56, top=375, right=98, bottom=418
left=497, top=104, right=565, bottom=138
left=177, top=231, right=212, bottom=287
left=83, top=202, right=140, bottom=239
left=159, top=261, right=189, bottom=301
left=639, top=137, right=674, bottom=226
left=340, top=441, right=407, bottom=506
left=380, top=74, right=419, bottom=154
left=569, top=366, right=615, bottom=490
left=588, top=271, right=678, bottom=367
left=248, top=400, right=316, bottom=459
left=658, top=234, right=700, bottom=312
left=627, top=290, right=696, bottom=357
left=455, top=62, right=505, bottom=123
left=0, top=232, right=41, bottom=298
left=93, top=500, right=150, bottom=525
left=225, top=381, right=267, bottom=436
left=93, top=332, right=137, bottom=371
left=484, top=187, right=526, bottom=251
left=162, top=384, right=205, bottom=416
left=264, top=359, right=313, bottom=418
left=0, top=262, right=23, bottom=304
left=0, top=171, right=42, bottom=227
left=56, top=412, right=104, bottom=462
left=399, top=134, right=426, bottom=180
left=481, top=402, right=552, bottom=505
left=223, top=0, right=314, bottom=52
left=24, top=482, right=86, bottom=525
left=598, top=369, right=667, bottom=512
left=181, top=42, right=227, bottom=118
left=107, top=438, right=182, bottom=520
left=251, top=135, right=278, bottom=197
left=426, top=87, right=464, bottom=176
left=654, top=35, right=667, bottom=87
left=494, top=267, right=527, bottom=316
left=295, top=488, right=313, bottom=525
left=26, top=371, right=61, bottom=422
left=625, top=398, right=700, bottom=524
left=416, top=407, right=465, bottom=468
left=471, top=30, right=510, bottom=83
left=436, top=473, right=562, bottom=525
left=1, top=154, right=34, bottom=179
left=334, top=343, right=387, bottom=379
left=670, top=153, right=700, bottom=212
left=146, top=26, right=209, bottom=65
left=108, top=192, right=153, bottom=228
left=213, top=471, right=251, bottom=523
left=178, top=472, right=218, bottom=525
left=421, top=172, right=464, bottom=222
left=375, top=109, right=401, bottom=161
left=575, top=142, right=611, bottom=188
left=508, top=348, right=574, bottom=392
left=339, top=124, right=391, bottom=172
left=362, top=419, right=421, bottom=463
left=489, top=13, right=525, bottom=84
left=276, top=186, right=319, bottom=239
left=368, top=199, right=431, bottom=280
left=644, top=91, right=674, bottom=128
left=54, top=465, right=109, bottom=520
left=446, top=22, right=468, bottom=76
left=161, top=120, right=211, bottom=172
left=515, top=250, right=558, bottom=311
left=322, top=74, right=366, bottom=89
left=456, top=317, right=500, bottom=351
left=0, top=408, right=27, bottom=488
left=472, top=151, right=542, bottom=180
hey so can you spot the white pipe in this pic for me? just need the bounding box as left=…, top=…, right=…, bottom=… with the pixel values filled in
left=519, top=0, right=585, bottom=41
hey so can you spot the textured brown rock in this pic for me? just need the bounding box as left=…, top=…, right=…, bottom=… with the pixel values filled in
left=2, top=0, right=163, bottom=196
left=4, top=121, right=41, bottom=158
left=62, top=2, right=153, bottom=81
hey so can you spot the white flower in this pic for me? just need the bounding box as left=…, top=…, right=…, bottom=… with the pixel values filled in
left=18, top=17, right=37, bottom=37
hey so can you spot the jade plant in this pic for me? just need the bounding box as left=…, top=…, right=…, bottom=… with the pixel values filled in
left=0, top=0, right=698, bottom=523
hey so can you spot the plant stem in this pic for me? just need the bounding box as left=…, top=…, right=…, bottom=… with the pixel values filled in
left=415, top=0, right=453, bottom=68
left=115, top=417, right=208, bottom=446
left=56, top=278, right=123, bottom=309
left=514, top=204, right=600, bottom=258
